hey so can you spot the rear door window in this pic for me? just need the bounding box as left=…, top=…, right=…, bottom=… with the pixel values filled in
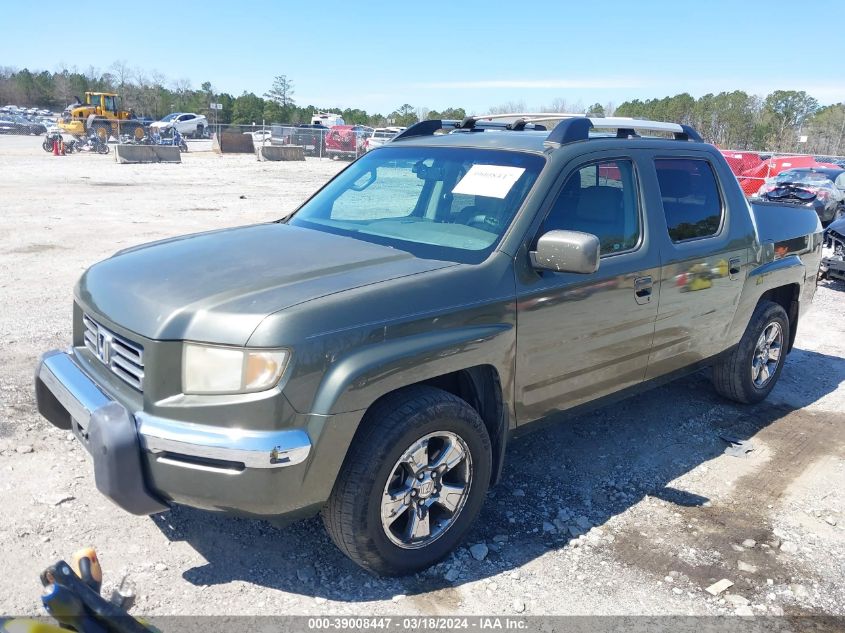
left=655, top=159, right=723, bottom=242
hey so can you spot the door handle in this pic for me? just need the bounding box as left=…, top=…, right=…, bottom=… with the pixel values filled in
left=634, top=276, right=653, bottom=304
left=729, top=257, right=742, bottom=280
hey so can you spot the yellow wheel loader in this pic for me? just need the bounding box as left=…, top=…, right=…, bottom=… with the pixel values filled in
left=58, top=92, right=146, bottom=142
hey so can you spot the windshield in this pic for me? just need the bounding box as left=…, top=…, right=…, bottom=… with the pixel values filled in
left=160, top=113, right=181, bottom=122
left=289, top=146, right=545, bottom=263
left=774, top=170, right=832, bottom=186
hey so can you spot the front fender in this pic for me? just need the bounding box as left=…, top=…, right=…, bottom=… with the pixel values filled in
left=310, top=324, right=514, bottom=416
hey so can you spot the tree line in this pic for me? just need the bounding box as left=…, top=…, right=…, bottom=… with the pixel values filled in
left=614, top=91, right=844, bottom=156
left=2, top=64, right=843, bottom=155
left=0, top=66, right=439, bottom=129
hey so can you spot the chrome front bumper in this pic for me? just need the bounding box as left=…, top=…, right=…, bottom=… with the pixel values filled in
left=35, top=350, right=313, bottom=513
left=136, top=413, right=311, bottom=469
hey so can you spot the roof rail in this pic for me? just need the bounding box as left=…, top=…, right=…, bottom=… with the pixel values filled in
left=392, top=114, right=703, bottom=145
left=546, top=117, right=703, bottom=145
left=392, top=117, right=548, bottom=141
left=392, top=119, right=459, bottom=141
left=456, top=112, right=584, bottom=131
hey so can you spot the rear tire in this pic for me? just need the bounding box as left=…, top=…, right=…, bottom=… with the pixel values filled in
left=322, top=386, right=491, bottom=576
left=712, top=300, right=789, bottom=404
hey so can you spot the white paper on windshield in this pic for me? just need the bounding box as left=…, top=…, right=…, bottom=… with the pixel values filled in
left=452, top=165, right=526, bottom=199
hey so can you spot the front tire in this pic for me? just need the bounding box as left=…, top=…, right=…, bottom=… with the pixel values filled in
left=712, top=300, right=789, bottom=404
left=322, top=386, right=491, bottom=576
left=124, top=123, right=145, bottom=142
left=91, top=123, right=110, bottom=143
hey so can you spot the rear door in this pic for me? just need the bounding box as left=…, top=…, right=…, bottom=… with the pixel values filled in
left=515, top=150, right=660, bottom=422
left=644, top=154, right=747, bottom=379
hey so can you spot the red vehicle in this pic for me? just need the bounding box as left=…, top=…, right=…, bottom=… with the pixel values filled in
left=325, top=125, right=373, bottom=160
left=720, top=150, right=841, bottom=197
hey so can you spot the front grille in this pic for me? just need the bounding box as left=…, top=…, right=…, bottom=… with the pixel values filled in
left=82, top=314, right=145, bottom=390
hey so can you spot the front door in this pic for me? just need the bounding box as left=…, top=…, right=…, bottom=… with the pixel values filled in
left=515, top=153, right=660, bottom=423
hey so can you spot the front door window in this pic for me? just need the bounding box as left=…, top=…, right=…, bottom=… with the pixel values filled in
left=540, top=160, right=641, bottom=256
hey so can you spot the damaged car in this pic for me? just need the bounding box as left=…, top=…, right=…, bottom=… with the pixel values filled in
left=757, top=168, right=845, bottom=225
left=820, top=216, right=845, bottom=281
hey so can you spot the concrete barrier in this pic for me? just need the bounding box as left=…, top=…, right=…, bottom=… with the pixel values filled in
left=256, top=145, right=305, bottom=161
left=214, top=131, right=255, bottom=154
left=153, top=146, right=182, bottom=162
left=114, top=145, right=182, bottom=164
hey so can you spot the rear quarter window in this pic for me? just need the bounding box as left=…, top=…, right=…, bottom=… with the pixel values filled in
left=655, top=159, right=723, bottom=242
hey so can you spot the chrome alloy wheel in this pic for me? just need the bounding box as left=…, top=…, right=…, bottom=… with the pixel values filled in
left=380, top=431, right=473, bottom=549
left=752, top=321, right=783, bottom=388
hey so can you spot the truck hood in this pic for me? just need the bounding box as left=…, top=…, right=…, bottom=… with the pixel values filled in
left=76, top=223, right=455, bottom=345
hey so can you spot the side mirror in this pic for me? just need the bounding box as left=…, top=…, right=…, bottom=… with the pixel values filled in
left=530, top=230, right=600, bottom=274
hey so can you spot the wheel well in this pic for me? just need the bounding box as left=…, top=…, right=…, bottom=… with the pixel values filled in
left=758, top=284, right=800, bottom=352
left=363, top=366, right=508, bottom=486
left=417, top=366, right=507, bottom=485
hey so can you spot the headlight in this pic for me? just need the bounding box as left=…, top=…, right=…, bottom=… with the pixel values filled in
left=182, top=344, right=290, bottom=394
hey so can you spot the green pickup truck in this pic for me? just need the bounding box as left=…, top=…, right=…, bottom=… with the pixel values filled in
left=35, top=114, right=822, bottom=575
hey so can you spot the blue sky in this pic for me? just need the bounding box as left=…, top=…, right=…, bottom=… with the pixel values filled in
left=2, top=0, right=844, bottom=114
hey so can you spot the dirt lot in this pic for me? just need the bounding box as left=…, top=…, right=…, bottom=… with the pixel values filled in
left=0, top=135, right=843, bottom=620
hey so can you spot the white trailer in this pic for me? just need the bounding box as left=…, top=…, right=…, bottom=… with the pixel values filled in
left=311, top=112, right=345, bottom=127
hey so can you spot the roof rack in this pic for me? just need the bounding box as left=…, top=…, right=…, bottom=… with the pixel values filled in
left=545, top=117, right=703, bottom=144
left=392, top=113, right=703, bottom=145
left=391, top=117, right=549, bottom=141
left=456, top=112, right=584, bottom=131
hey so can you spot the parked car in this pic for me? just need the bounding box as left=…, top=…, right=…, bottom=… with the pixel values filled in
left=245, top=129, right=272, bottom=144
left=291, top=124, right=329, bottom=155
left=34, top=114, right=822, bottom=576
left=819, top=215, right=845, bottom=280
left=756, top=167, right=845, bottom=224
left=150, top=112, right=208, bottom=138
left=363, top=127, right=403, bottom=152
left=325, top=124, right=374, bottom=159
left=0, top=114, right=45, bottom=135
left=21, top=116, right=48, bottom=135
left=0, top=115, right=23, bottom=134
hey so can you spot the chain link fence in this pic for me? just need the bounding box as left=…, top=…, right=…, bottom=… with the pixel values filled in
left=114, top=121, right=378, bottom=160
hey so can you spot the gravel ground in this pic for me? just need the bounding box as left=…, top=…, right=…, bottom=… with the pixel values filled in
left=0, top=135, right=843, bottom=620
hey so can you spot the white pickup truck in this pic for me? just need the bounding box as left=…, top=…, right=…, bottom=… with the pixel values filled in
left=363, top=127, right=403, bottom=152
